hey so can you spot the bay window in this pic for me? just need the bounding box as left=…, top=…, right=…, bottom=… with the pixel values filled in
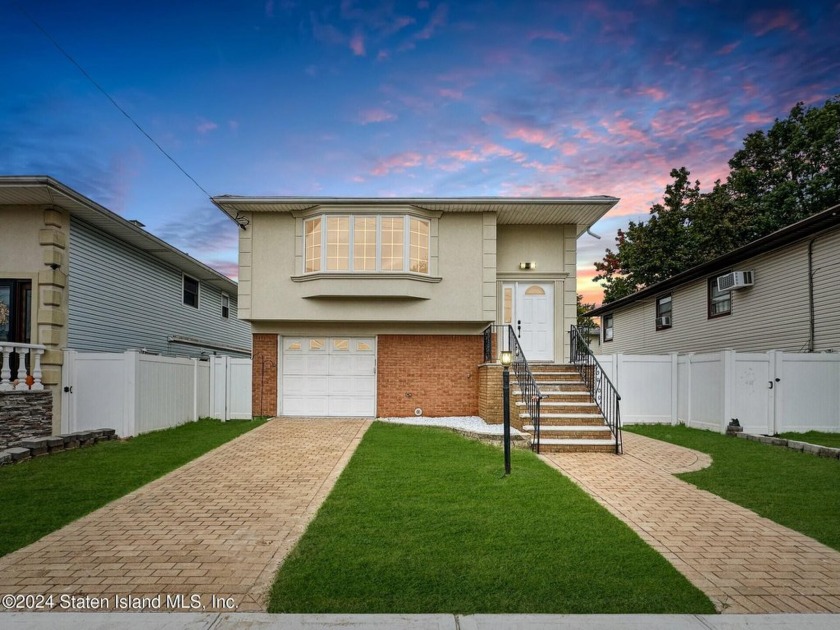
left=303, top=214, right=430, bottom=274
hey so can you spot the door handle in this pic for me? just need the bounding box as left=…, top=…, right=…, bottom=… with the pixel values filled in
left=63, top=386, right=73, bottom=393
left=517, top=320, right=521, bottom=337
left=768, top=381, right=773, bottom=390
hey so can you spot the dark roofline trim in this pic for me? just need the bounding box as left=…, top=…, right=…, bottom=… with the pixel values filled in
left=587, top=204, right=840, bottom=317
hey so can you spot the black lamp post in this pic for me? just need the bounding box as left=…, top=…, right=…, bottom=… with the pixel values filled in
left=500, top=349, right=513, bottom=475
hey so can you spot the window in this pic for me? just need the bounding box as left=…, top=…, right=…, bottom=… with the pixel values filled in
left=303, top=214, right=431, bottom=274
left=656, top=295, right=672, bottom=329
left=305, top=217, right=322, bottom=272
left=221, top=293, right=230, bottom=319
left=183, top=275, right=199, bottom=308
left=603, top=314, right=614, bottom=342
left=708, top=276, right=731, bottom=318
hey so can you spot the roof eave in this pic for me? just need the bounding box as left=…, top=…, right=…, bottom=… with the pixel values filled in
left=0, top=176, right=238, bottom=293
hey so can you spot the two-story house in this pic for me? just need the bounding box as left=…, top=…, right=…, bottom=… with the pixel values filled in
left=212, top=195, right=618, bottom=419
left=0, top=176, right=251, bottom=435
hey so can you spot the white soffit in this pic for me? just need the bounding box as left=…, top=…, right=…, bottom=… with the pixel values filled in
left=212, top=196, right=620, bottom=234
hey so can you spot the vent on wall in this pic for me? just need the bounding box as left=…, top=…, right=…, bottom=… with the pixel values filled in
left=717, top=271, right=754, bottom=292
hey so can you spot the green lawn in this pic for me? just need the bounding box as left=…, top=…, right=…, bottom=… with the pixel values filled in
left=0, top=418, right=264, bottom=557
left=778, top=431, right=840, bottom=449
left=269, top=422, right=714, bottom=614
left=627, top=424, right=840, bottom=552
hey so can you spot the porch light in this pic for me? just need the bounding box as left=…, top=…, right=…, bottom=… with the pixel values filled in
left=499, top=349, right=512, bottom=475
left=519, top=262, right=536, bottom=270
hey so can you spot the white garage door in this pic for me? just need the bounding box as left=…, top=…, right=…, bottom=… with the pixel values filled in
left=281, top=337, right=376, bottom=417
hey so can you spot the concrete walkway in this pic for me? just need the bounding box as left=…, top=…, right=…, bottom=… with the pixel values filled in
left=542, top=432, right=840, bottom=614
left=0, top=418, right=370, bottom=612
left=2, top=612, right=840, bottom=629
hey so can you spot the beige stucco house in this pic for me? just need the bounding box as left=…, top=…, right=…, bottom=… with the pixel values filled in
left=212, top=195, right=618, bottom=418
left=587, top=205, right=840, bottom=354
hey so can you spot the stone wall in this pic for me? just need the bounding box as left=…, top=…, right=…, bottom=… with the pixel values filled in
left=0, top=391, right=53, bottom=450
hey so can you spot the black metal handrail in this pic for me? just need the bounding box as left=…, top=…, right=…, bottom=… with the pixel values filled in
left=569, top=325, right=623, bottom=454
left=483, top=324, right=546, bottom=453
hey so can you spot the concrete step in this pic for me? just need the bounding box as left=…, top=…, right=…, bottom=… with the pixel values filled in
left=536, top=438, right=618, bottom=453
left=517, top=402, right=598, bottom=414
left=524, top=425, right=611, bottom=439
left=520, top=412, right=605, bottom=421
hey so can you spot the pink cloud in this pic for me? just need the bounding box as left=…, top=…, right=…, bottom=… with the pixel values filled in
left=506, top=127, right=557, bottom=149
left=350, top=30, right=366, bottom=56
left=717, top=41, right=740, bottom=55
left=743, top=111, right=774, bottom=126
left=371, top=151, right=424, bottom=176
left=527, top=29, right=570, bottom=43
left=438, top=87, right=463, bottom=100
left=377, top=49, right=391, bottom=61
left=638, top=86, right=667, bottom=101
left=707, top=125, right=737, bottom=140
left=599, top=116, right=653, bottom=147
left=750, top=9, right=800, bottom=36
left=359, top=108, right=397, bottom=124
left=196, top=120, right=218, bottom=134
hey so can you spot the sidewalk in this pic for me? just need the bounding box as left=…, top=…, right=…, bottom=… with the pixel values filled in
left=542, top=432, right=840, bottom=614
left=0, top=419, right=371, bottom=612
left=2, top=612, right=840, bottom=629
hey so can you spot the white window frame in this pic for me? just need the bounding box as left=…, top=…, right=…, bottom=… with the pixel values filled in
left=603, top=314, right=614, bottom=342
left=303, top=214, right=430, bottom=275
left=183, top=274, right=199, bottom=309
left=221, top=292, right=230, bottom=319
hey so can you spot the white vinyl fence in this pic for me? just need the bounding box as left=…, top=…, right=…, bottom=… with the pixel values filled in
left=595, top=350, right=840, bottom=435
left=61, top=350, right=252, bottom=437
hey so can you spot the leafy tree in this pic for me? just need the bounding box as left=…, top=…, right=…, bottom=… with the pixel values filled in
left=576, top=293, right=596, bottom=329
left=594, top=96, right=840, bottom=304
left=728, top=97, right=840, bottom=239
left=592, top=230, right=639, bottom=302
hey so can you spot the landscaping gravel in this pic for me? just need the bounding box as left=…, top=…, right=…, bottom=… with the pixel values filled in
left=378, top=416, right=525, bottom=436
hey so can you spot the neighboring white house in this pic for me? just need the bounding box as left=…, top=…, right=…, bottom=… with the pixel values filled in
left=212, top=195, right=619, bottom=418
left=0, top=176, right=251, bottom=433
left=586, top=205, right=840, bottom=355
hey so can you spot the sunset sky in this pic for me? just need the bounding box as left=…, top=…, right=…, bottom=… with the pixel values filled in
left=3, top=1, right=839, bottom=305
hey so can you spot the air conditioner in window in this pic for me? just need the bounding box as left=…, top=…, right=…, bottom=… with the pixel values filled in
left=717, top=270, right=754, bottom=292
left=656, top=315, right=672, bottom=327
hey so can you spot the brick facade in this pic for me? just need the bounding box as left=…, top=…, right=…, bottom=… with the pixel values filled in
left=478, top=364, right=521, bottom=429
left=0, top=391, right=53, bottom=450
left=252, top=334, right=278, bottom=417
left=377, top=335, right=483, bottom=417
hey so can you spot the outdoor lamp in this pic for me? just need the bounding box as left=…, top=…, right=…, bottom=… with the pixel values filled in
left=499, top=349, right=512, bottom=474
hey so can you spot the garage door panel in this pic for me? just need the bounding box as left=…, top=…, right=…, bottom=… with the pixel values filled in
left=284, top=396, right=329, bottom=416
left=281, top=336, right=376, bottom=417
left=352, top=376, right=376, bottom=395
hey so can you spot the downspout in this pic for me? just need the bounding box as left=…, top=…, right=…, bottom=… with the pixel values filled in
left=807, top=238, right=816, bottom=352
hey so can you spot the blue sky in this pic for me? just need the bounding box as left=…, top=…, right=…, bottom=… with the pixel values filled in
left=3, top=0, right=839, bottom=304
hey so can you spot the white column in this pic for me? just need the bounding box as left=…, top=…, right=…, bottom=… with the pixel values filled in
left=0, top=346, right=12, bottom=391
left=14, top=347, right=29, bottom=390
left=30, top=348, right=44, bottom=390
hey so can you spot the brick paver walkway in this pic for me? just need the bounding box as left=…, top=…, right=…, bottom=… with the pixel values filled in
left=543, top=432, right=840, bottom=614
left=0, top=418, right=370, bottom=612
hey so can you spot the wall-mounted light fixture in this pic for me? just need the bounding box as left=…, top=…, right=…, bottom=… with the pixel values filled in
left=519, top=262, right=536, bottom=270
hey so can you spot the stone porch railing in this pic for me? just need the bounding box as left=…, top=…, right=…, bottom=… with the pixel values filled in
left=0, top=342, right=46, bottom=391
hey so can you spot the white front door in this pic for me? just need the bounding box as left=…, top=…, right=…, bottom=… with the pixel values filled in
left=503, top=283, right=554, bottom=361
left=281, top=337, right=376, bottom=416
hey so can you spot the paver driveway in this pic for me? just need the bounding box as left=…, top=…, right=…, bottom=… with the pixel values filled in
left=543, top=432, right=840, bottom=614
left=0, top=418, right=370, bottom=612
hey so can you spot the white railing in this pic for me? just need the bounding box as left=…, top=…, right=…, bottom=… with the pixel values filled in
left=0, top=343, right=46, bottom=391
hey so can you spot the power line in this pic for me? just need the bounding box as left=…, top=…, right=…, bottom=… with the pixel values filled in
left=14, top=2, right=213, bottom=200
